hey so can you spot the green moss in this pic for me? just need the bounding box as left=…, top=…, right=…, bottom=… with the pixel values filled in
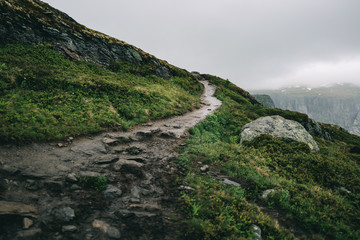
left=78, top=176, right=107, bottom=191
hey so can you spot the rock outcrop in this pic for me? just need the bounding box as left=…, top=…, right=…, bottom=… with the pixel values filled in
left=0, top=0, right=174, bottom=79
left=251, top=84, right=360, bottom=136
left=240, top=115, right=320, bottom=151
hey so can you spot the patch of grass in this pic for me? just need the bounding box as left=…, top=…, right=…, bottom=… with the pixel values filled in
left=0, top=44, right=202, bottom=143
left=177, top=74, right=360, bottom=239
left=78, top=176, right=107, bottom=191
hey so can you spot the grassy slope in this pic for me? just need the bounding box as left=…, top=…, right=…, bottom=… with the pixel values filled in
left=0, top=43, right=202, bottom=143
left=177, top=75, right=360, bottom=239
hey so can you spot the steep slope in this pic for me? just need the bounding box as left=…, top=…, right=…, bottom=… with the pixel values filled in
left=0, top=0, right=202, bottom=143
left=0, top=0, right=177, bottom=78
left=251, top=84, right=360, bottom=136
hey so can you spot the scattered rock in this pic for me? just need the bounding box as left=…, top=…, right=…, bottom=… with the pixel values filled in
left=136, top=129, right=160, bottom=138
left=159, top=131, right=176, bottom=138
left=102, top=137, right=119, bottom=146
left=200, top=165, right=209, bottom=172
left=66, top=173, right=78, bottom=183
left=130, top=198, right=141, bottom=203
left=107, top=226, right=121, bottom=239
left=79, top=171, right=101, bottom=178
left=207, top=171, right=218, bottom=177
left=94, top=154, right=119, bottom=164
left=251, top=224, right=262, bottom=240
left=92, top=219, right=121, bottom=239
left=17, top=228, right=42, bottom=239
left=179, top=185, right=195, bottom=191
left=62, top=225, right=77, bottom=233
left=261, top=189, right=276, bottom=200
left=130, top=186, right=141, bottom=199
left=240, top=115, right=320, bottom=151
left=115, top=210, right=135, bottom=218
left=70, top=184, right=82, bottom=190
left=71, top=140, right=107, bottom=155
left=0, top=201, right=38, bottom=218
left=221, top=178, right=241, bottom=187
left=21, top=170, right=50, bottom=180
left=25, top=180, right=41, bottom=191
left=115, top=159, right=144, bottom=169
left=52, top=207, right=75, bottom=222
left=103, top=185, right=122, bottom=199
left=338, top=186, right=351, bottom=194
left=23, top=217, right=33, bottom=229
left=57, top=143, right=64, bottom=147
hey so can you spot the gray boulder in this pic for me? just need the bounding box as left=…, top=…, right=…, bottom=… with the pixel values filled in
left=240, top=115, right=319, bottom=151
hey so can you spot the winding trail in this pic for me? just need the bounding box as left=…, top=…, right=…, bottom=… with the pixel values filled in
left=0, top=80, right=222, bottom=240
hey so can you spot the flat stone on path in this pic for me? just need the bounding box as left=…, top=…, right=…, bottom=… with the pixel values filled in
left=79, top=171, right=101, bottom=178
left=71, top=140, right=107, bottom=155
left=52, top=207, right=75, bottom=222
left=114, top=159, right=144, bottom=169
left=62, top=225, right=78, bottom=232
left=0, top=201, right=38, bottom=218
left=92, top=219, right=121, bottom=239
left=103, top=185, right=122, bottom=199
left=94, top=154, right=119, bottom=164
left=102, top=137, right=119, bottom=146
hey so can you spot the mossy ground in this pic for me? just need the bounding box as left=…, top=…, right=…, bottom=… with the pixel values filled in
left=177, top=75, right=360, bottom=239
left=0, top=43, right=202, bottom=143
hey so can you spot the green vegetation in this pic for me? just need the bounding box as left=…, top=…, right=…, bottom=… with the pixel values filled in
left=0, top=43, right=202, bottom=143
left=78, top=176, right=107, bottom=191
left=178, top=75, right=360, bottom=239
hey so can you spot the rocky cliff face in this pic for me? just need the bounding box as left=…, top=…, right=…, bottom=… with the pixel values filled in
left=251, top=84, right=360, bottom=136
left=253, top=94, right=275, bottom=108
left=0, top=0, right=174, bottom=79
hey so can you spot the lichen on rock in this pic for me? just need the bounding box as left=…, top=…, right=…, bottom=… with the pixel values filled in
left=240, top=115, right=320, bottom=151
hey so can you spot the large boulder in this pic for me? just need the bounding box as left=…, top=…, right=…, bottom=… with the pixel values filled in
left=240, top=115, right=319, bottom=151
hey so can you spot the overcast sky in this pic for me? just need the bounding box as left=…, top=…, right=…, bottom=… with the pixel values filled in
left=43, top=0, right=360, bottom=90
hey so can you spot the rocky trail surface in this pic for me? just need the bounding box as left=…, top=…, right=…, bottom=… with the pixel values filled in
left=0, top=80, right=221, bottom=240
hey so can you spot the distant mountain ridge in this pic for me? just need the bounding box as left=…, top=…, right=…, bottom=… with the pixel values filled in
left=251, top=83, right=360, bottom=136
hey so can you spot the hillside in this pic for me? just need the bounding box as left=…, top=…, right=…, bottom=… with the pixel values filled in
left=0, top=0, right=202, bottom=143
left=0, top=1, right=360, bottom=240
left=251, top=84, right=360, bottom=136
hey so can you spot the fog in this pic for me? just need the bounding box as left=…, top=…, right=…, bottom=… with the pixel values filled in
left=43, top=0, right=360, bottom=90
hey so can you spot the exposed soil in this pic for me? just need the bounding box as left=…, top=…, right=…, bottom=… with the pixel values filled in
left=0, top=80, right=221, bottom=240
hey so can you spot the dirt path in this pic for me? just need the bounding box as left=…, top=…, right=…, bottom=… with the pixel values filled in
left=0, top=80, right=221, bottom=240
